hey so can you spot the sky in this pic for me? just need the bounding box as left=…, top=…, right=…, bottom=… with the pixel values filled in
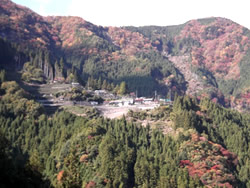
left=12, top=0, right=250, bottom=29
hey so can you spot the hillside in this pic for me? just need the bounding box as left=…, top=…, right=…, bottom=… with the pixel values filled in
left=0, top=0, right=59, bottom=49
left=125, top=18, right=250, bottom=111
left=0, top=79, right=249, bottom=187
left=0, top=1, right=250, bottom=187
left=1, top=0, right=250, bottom=111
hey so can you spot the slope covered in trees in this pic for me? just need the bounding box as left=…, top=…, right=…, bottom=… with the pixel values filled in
left=0, top=1, right=250, bottom=187
left=0, top=77, right=249, bottom=187
left=1, top=0, right=250, bottom=109
left=125, top=18, right=250, bottom=111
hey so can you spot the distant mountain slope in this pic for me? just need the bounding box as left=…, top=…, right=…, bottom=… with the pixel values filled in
left=1, top=0, right=250, bottom=111
left=0, top=0, right=58, bottom=49
left=125, top=18, right=250, bottom=111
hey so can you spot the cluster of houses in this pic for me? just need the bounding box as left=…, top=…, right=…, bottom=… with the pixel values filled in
left=90, top=89, right=173, bottom=107
left=107, top=97, right=172, bottom=107
left=71, top=86, right=173, bottom=107
left=94, top=90, right=117, bottom=100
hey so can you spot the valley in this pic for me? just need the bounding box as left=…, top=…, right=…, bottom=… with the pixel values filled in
left=0, top=0, right=250, bottom=187
left=25, top=82, right=162, bottom=118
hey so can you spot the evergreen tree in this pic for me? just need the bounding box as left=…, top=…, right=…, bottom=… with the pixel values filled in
left=59, top=57, right=65, bottom=77
left=61, top=148, right=81, bottom=187
left=97, top=77, right=102, bottom=89
left=113, top=84, right=120, bottom=94
left=0, top=69, right=6, bottom=83
left=118, top=81, right=127, bottom=95
left=102, top=79, right=108, bottom=90
left=28, top=149, right=44, bottom=173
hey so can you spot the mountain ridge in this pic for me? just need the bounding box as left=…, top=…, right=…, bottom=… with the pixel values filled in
left=1, top=0, right=250, bottom=111
left=0, top=1, right=250, bottom=187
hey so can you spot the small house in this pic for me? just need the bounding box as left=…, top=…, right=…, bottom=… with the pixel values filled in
left=90, top=101, right=98, bottom=105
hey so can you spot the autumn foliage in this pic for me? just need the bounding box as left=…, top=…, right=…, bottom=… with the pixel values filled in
left=180, top=133, right=238, bottom=187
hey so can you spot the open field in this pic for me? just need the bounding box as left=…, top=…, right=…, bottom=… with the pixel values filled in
left=95, top=105, right=137, bottom=119
left=38, top=83, right=72, bottom=96
left=95, top=104, right=159, bottom=119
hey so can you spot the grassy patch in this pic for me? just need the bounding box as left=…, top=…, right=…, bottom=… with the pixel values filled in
left=62, top=105, right=99, bottom=118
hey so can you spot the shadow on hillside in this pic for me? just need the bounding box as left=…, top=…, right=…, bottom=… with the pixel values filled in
left=115, top=75, right=170, bottom=97
left=0, top=134, right=52, bottom=188
left=7, top=70, right=41, bottom=96
left=6, top=70, right=60, bottom=115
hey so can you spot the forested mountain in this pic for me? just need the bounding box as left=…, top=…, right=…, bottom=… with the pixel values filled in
left=0, top=79, right=249, bottom=187
left=1, top=0, right=250, bottom=110
left=0, top=1, right=250, bottom=187
left=125, top=17, right=250, bottom=111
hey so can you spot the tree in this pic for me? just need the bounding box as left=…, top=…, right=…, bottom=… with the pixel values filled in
left=28, top=149, right=44, bottom=173
left=59, top=57, right=65, bottom=77
left=97, top=77, right=102, bottom=89
left=118, top=81, right=127, bottom=95
left=102, top=79, right=108, bottom=90
left=0, top=70, right=6, bottom=83
left=113, top=85, right=120, bottom=94
left=60, top=148, right=81, bottom=187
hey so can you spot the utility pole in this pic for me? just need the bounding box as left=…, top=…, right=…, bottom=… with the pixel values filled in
left=155, top=90, right=157, bottom=101
left=169, top=87, right=172, bottom=101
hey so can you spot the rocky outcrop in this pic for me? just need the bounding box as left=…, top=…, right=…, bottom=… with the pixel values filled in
left=168, top=55, right=205, bottom=96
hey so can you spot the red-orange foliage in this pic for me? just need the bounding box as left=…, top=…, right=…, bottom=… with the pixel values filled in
left=178, top=18, right=250, bottom=79
left=180, top=160, right=193, bottom=167
left=180, top=133, right=237, bottom=187
left=210, top=165, right=220, bottom=170
left=0, top=0, right=59, bottom=49
left=103, top=179, right=109, bottom=184
left=108, top=27, right=155, bottom=56
left=85, top=181, right=96, bottom=188
left=79, top=154, right=88, bottom=163
left=218, top=183, right=233, bottom=188
left=57, top=170, right=64, bottom=182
